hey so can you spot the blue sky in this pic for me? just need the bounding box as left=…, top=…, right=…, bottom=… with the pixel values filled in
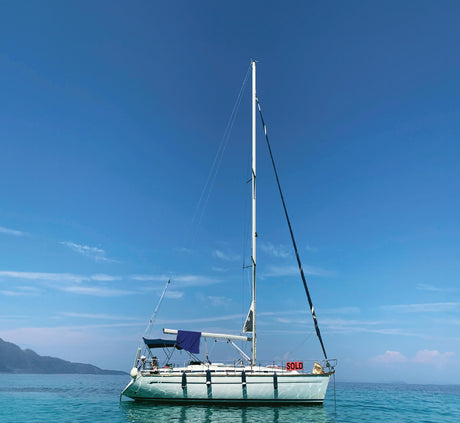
left=1, top=1, right=459, bottom=384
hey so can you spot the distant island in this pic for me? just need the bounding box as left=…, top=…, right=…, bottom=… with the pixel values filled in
left=0, top=338, right=127, bottom=375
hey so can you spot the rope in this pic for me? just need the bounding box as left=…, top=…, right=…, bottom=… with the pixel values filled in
left=256, top=97, right=328, bottom=361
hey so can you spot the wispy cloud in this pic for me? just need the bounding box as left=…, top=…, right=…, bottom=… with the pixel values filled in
left=0, top=286, right=42, bottom=296
left=414, top=350, right=455, bottom=364
left=381, top=302, right=460, bottom=313
left=0, top=226, right=27, bottom=236
left=322, top=318, right=388, bottom=329
left=0, top=271, right=121, bottom=284
left=213, top=249, right=240, bottom=262
left=320, top=318, right=419, bottom=337
left=372, top=350, right=408, bottom=363
left=261, top=265, right=335, bottom=278
left=0, top=323, right=145, bottom=349
left=0, top=271, right=134, bottom=297
left=165, top=290, right=184, bottom=299
left=60, top=241, right=116, bottom=263
left=416, top=284, right=441, bottom=292
left=260, top=242, right=290, bottom=258
left=59, top=285, right=134, bottom=297
left=206, top=296, right=231, bottom=307
left=158, top=313, right=243, bottom=325
left=212, top=267, right=228, bottom=273
left=175, top=247, right=193, bottom=254
left=0, top=290, right=37, bottom=297
left=90, top=274, right=121, bottom=281
left=305, top=245, right=319, bottom=253
left=131, top=274, right=172, bottom=282
left=320, top=307, right=360, bottom=315
left=58, top=312, right=140, bottom=321
left=371, top=350, right=455, bottom=365
left=0, top=314, right=30, bottom=320
left=276, top=317, right=293, bottom=324
left=0, top=271, right=89, bottom=283
left=132, top=274, right=221, bottom=287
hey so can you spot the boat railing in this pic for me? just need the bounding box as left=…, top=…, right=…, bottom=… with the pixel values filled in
left=138, top=358, right=336, bottom=375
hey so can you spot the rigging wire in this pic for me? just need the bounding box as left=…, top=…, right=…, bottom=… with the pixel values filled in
left=286, top=328, right=315, bottom=357
left=143, top=279, right=171, bottom=338
left=191, top=64, right=251, bottom=238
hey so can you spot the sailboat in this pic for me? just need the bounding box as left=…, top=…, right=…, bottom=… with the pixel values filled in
left=121, top=61, right=336, bottom=405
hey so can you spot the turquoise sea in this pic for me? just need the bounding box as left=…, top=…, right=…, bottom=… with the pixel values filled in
left=0, top=374, right=459, bottom=422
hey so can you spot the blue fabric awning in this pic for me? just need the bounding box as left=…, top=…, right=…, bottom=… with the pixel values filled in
left=143, top=337, right=181, bottom=349
left=176, top=330, right=201, bottom=354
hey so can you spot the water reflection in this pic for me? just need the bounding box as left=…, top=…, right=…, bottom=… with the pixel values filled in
left=120, top=401, right=332, bottom=423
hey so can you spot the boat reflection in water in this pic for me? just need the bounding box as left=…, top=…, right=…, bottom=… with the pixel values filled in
left=120, top=401, right=332, bottom=423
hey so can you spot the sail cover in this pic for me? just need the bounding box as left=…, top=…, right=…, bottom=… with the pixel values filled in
left=176, top=330, right=201, bottom=354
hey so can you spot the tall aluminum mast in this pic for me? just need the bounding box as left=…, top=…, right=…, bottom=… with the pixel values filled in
left=251, top=60, right=257, bottom=365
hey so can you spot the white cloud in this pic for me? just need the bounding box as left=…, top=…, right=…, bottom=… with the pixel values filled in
left=276, top=317, right=293, bottom=324
left=90, top=274, right=121, bottom=281
left=320, top=307, right=360, bottom=315
left=0, top=290, right=33, bottom=297
left=261, top=265, right=335, bottom=278
left=322, top=318, right=388, bottom=329
left=132, top=274, right=221, bottom=287
left=59, top=312, right=140, bottom=321
left=0, top=226, right=26, bottom=236
left=371, top=350, right=455, bottom=366
left=372, top=350, right=408, bottom=363
left=206, top=296, right=230, bottom=307
left=416, top=284, right=441, bottom=292
left=0, top=323, right=143, bottom=349
left=213, top=250, right=240, bottom=262
left=158, top=313, right=243, bottom=325
left=212, top=267, right=228, bottom=273
left=319, top=318, right=419, bottom=337
left=260, top=242, right=290, bottom=258
left=165, top=290, right=184, bottom=299
left=0, top=271, right=89, bottom=283
left=60, top=241, right=116, bottom=263
left=0, top=286, right=41, bottom=296
left=175, top=275, right=221, bottom=286
left=0, top=271, right=122, bottom=285
left=0, top=314, right=30, bottom=320
left=60, top=285, right=134, bottom=297
left=305, top=245, right=319, bottom=253
left=413, top=350, right=455, bottom=364
left=382, top=302, right=460, bottom=313
left=175, top=247, right=193, bottom=254
left=131, top=274, right=170, bottom=282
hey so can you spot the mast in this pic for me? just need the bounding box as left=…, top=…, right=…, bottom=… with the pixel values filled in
left=251, top=59, right=257, bottom=365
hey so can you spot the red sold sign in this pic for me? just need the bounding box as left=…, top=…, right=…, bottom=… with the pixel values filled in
left=286, top=361, right=303, bottom=371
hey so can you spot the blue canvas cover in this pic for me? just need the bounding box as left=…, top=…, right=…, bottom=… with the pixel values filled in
left=176, top=330, right=201, bottom=354
left=143, top=337, right=181, bottom=349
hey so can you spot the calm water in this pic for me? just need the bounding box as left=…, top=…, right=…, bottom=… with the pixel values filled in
left=0, top=374, right=459, bottom=422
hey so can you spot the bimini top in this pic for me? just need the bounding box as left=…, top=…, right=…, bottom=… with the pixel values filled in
left=142, top=337, right=182, bottom=349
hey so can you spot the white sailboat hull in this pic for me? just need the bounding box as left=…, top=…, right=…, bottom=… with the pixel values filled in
left=122, top=371, right=330, bottom=405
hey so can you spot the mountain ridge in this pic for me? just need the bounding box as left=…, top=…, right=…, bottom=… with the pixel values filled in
left=0, top=338, right=126, bottom=375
